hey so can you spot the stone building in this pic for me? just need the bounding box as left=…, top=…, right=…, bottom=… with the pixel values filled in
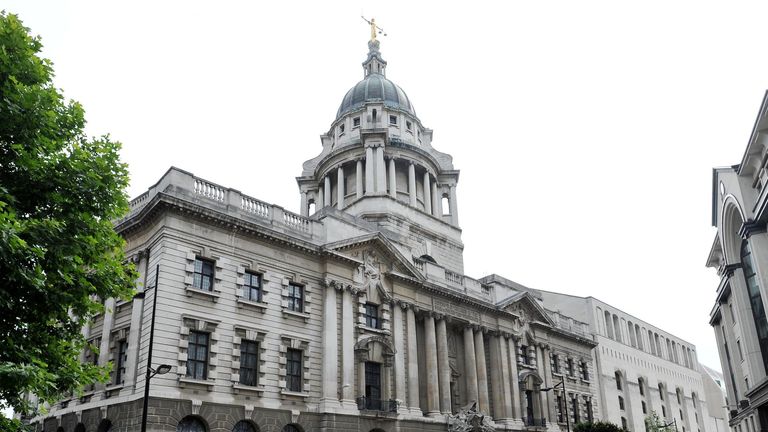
left=25, top=36, right=601, bottom=432
left=707, top=90, right=768, bottom=432
left=539, top=293, right=713, bottom=432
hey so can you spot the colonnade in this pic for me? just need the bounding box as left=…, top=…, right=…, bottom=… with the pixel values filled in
left=300, top=146, right=459, bottom=226
left=321, top=284, right=561, bottom=422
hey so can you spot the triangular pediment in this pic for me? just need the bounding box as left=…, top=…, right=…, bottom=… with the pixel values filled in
left=323, top=232, right=426, bottom=283
left=496, top=291, right=555, bottom=328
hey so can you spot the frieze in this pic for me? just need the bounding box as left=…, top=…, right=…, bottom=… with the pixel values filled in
left=434, top=298, right=481, bottom=323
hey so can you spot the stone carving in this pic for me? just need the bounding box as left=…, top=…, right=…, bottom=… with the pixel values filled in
left=447, top=402, right=495, bottom=432
left=434, top=299, right=480, bottom=322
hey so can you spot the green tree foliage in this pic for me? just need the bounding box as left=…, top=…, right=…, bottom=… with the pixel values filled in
left=574, top=420, right=628, bottom=432
left=646, top=411, right=677, bottom=432
left=0, top=11, right=137, bottom=423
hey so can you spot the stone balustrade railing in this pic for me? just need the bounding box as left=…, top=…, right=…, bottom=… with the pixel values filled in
left=413, top=259, right=491, bottom=300
left=547, top=310, right=590, bottom=337
left=122, top=167, right=321, bottom=239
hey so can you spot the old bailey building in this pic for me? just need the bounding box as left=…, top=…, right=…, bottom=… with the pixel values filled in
left=25, top=28, right=716, bottom=432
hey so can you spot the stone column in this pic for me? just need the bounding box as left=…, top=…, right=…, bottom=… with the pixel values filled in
left=300, top=192, right=307, bottom=216
left=96, top=297, right=116, bottom=392
left=336, top=166, right=344, bottom=210
left=431, top=181, right=439, bottom=217
left=365, top=147, right=374, bottom=195
left=376, top=147, right=387, bottom=193
left=475, top=329, right=490, bottom=413
left=388, top=158, right=397, bottom=199
left=324, top=176, right=332, bottom=208
left=509, top=337, right=521, bottom=419
left=341, top=289, right=355, bottom=406
left=393, top=303, right=407, bottom=410
left=436, top=318, right=452, bottom=414
left=463, top=327, right=479, bottom=405
left=322, top=284, right=339, bottom=406
left=408, top=162, right=417, bottom=207
left=535, top=346, right=547, bottom=422
left=449, top=184, right=459, bottom=225
left=317, top=187, right=324, bottom=208
left=499, top=335, right=514, bottom=420
left=406, top=307, right=421, bottom=414
left=356, top=160, right=364, bottom=199
left=423, top=172, right=432, bottom=215
left=125, top=294, right=144, bottom=390
left=425, top=314, right=441, bottom=416
left=489, top=334, right=504, bottom=419
left=542, top=346, right=557, bottom=421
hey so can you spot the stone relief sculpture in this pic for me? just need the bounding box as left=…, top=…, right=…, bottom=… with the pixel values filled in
left=447, top=402, right=495, bottom=432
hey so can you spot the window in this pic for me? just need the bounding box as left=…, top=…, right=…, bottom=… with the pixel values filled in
left=572, top=395, right=580, bottom=423
left=746, top=377, right=750, bottom=390
left=680, top=410, right=684, bottom=420
left=567, top=357, right=575, bottom=376
left=619, top=395, right=625, bottom=410
left=586, top=398, right=594, bottom=423
left=177, top=416, right=206, bottom=432
left=193, top=258, right=214, bottom=291
left=520, top=345, right=530, bottom=365
left=552, top=354, right=560, bottom=373
left=286, top=348, right=303, bottom=392
left=115, top=340, right=127, bottom=385
left=581, top=361, right=589, bottom=380
left=364, top=361, right=382, bottom=408
left=557, top=394, right=564, bottom=423
left=616, top=371, right=622, bottom=390
left=389, top=115, right=397, bottom=125
left=639, top=378, right=645, bottom=396
left=406, top=120, right=412, bottom=132
left=282, top=426, right=301, bottom=432
left=741, top=240, right=768, bottom=373
left=243, top=272, right=262, bottom=302
left=339, top=124, right=345, bottom=136
left=239, top=340, right=259, bottom=386
left=364, top=303, right=380, bottom=329
left=187, top=331, right=209, bottom=380
left=662, top=406, right=667, bottom=417
left=642, top=401, right=647, bottom=414
left=622, top=418, right=628, bottom=430
left=676, top=390, right=681, bottom=404
left=730, top=303, right=735, bottom=323
left=233, top=421, right=257, bottom=432
left=353, top=117, right=360, bottom=127
left=659, top=384, right=665, bottom=400
left=287, top=283, right=304, bottom=312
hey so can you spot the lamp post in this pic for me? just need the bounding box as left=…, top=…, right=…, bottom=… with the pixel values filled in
left=542, top=376, right=570, bottom=432
left=134, top=265, right=172, bottom=432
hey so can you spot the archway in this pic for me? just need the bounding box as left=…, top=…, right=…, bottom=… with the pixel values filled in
left=177, top=416, right=207, bottom=432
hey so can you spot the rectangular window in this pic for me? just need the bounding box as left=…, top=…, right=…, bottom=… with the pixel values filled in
left=567, top=358, right=575, bottom=376
left=738, top=340, right=744, bottom=361
left=619, top=396, right=625, bottom=410
left=389, top=115, right=397, bottom=125
left=193, top=258, right=214, bottom=291
left=115, top=339, right=127, bottom=385
left=364, top=303, right=380, bottom=329
left=521, top=345, right=530, bottom=365
left=581, top=361, right=589, bottom=380
left=339, top=124, right=345, bottom=135
left=640, top=380, right=645, bottom=396
left=616, top=372, right=623, bottom=390
left=287, top=283, right=304, bottom=312
left=557, top=394, right=564, bottom=423
left=364, top=361, right=382, bottom=409
left=286, top=348, right=303, bottom=392
left=187, top=331, right=209, bottom=380
left=586, top=399, right=594, bottom=423
left=622, top=418, right=628, bottom=430
left=552, top=354, right=560, bottom=373
left=353, top=117, right=360, bottom=127
left=642, top=401, right=648, bottom=414
left=573, top=396, right=580, bottom=423
left=662, top=406, right=667, bottom=417
left=244, top=272, right=262, bottom=302
left=406, top=120, right=412, bottom=132
left=239, top=340, right=259, bottom=386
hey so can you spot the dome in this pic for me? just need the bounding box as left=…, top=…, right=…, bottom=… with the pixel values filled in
left=336, top=73, right=416, bottom=119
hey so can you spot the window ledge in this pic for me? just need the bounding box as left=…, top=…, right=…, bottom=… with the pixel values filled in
left=580, top=378, right=591, bottom=384
left=358, top=325, right=389, bottom=335
left=178, top=377, right=215, bottom=390
left=553, top=372, right=563, bottom=377
left=233, top=383, right=265, bottom=395
left=237, top=298, right=268, bottom=311
left=280, top=389, right=310, bottom=399
left=282, top=309, right=311, bottom=322
left=105, top=384, right=124, bottom=392
left=185, top=287, right=221, bottom=302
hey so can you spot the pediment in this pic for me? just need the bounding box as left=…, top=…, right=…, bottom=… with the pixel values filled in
left=323, top=233, right=426, bottom=298
left=497, top=291, right=555, bottom=328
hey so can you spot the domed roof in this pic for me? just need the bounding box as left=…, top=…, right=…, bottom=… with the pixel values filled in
left=336, top=74, right=416, bottom=119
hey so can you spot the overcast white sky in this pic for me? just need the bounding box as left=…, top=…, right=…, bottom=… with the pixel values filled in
left=7, top=0, right=768, bottom=372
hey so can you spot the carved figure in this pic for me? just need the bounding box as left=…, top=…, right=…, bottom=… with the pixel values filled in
left=447, top=402, right=495, bottom=432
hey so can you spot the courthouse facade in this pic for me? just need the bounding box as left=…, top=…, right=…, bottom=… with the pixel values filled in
left=28, top=38, right=601, bottom=432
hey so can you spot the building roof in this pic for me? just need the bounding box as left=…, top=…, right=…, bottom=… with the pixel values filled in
left=336, top=73, right=416, bottom=119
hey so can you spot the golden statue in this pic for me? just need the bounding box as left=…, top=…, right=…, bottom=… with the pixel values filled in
left=361, top=16, right=385, bottom=42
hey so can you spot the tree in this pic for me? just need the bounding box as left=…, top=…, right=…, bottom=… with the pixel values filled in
left=0, top=10, right=137, bottom=425
left=646, top=411, right=677, bottom=432
left=574, top=420, right=628, bottom=432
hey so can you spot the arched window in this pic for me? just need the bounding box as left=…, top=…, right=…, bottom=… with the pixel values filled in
left=233, top=421, right=257, bottom=432
left=177, top=416, right=207, bottom=432
left=638, top=377, right=645, bottom=396
left=282, top=425, right=302, bottom=432
left=615, top=371, right=623, bottom=390
left=741, top=240, right=768, bottom=373
left=97, top=419, right=113, bottom=432
left=604, top=311, right=614, bottom=339
left=441, top=195, right=450, bottom=215
left=74, top=424, right=86, bottom=432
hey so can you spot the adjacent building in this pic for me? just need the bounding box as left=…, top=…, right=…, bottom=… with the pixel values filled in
left=26, top=36, right=601, bottom=432
left=707, top=91, right=768, bottom=432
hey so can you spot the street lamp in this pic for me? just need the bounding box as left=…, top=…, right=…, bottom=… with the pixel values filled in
left=134, top=265, right=171, bottom=432
left=542, top=376, right=570, bottom=432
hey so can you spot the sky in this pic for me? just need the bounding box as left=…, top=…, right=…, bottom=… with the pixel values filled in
left=6, top=0, right=768, bottom=373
